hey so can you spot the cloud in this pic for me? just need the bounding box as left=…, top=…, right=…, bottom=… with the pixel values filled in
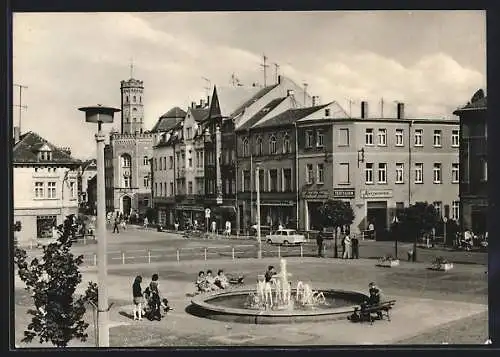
left=13, top=12, right=486, bottom=159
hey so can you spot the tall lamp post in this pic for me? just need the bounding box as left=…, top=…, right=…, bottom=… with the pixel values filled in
left=79, top=104, right=120, bottom=347
left=255, top=164, right=262, bottom=259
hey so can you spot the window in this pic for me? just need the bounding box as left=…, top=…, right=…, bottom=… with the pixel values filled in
left=70, top=181, right=76, bottom=198
left=122, top=155, right=131, bottom=167
left=414, top=129, right=423, bottom=146
left=154, top=158, right=157, bottom=171
left=365, top=163, right=374, bottom=184
left=258, top=169, right=265, bottom=191
left=154, top=183, right=158, bottom=196
left=338, top=128, right=349, bottom=146
left=243, top=170, right=251, bottom=192
left=339, top=163, right=349, bottom=184
left=124, top=176, right=130, bottom=188
left=433, top=130, right=442, bottom=147
left=47, top=182, right=56, bottom=198
left=451, top=130, right=459, bottom=147
left=378, top=163, right=387, bottom=183
left=188, top=157, right=192, bottom=168
left=395, top=129, right=404, bottom=146
left=316, top=130, right=324, bottom=147
left=188, top=181, right=193, bottom=195
left=317, top=164, right=324, bottom=184
left=160, top=183, right=164, bottom=196
left=169, top=156, right=174, bottom=169
left=256, top=137, right=263, bottom=156
left=433, top=163, right=442, bottom=183
left=231, top=179, right=236, bottom=194
left=433, top=201, right=442, bottom=217
left=481, top=159, right=488, bottom=182
left=186, top=127, right=192, bottom=140
left=306, top=164, right=314, bottom=184
left=144, top=176, right=149, bottom=188
left=305, top=130, right=314, bottom=148
left=143, top=156, right=149, bottom=165
left=34, top=182, right=44, bottom=198
left=269, top=135, right=277, bottom=154
left=452, top=201, right=460, bottom=220
left=283, top=168, right=292, bottom=191
left=269, top=169, right=278, bottom=191
left=415, top=163, right=423, bottom=183
left=133, top=96, right=136, bottom=102
left=283, top=134, right=291, bottom=153
left=243, top=138, right=249, bottom=156
left=378, top=129, right=387, bottom=146
left=395, top=163, right=404, bottom=183
left=170, top=182, right=174, bottom=196
left=126, top=96, right=129, bottom=103
left=365, top=129, right=374, bottom=145
left=325, top=108, right=331, bottom=117
left=452, top=163, right=459, bottom=183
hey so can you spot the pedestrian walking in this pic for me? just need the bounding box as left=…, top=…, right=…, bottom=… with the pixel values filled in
left=132, top=276, right=144, bottom=321
left=343, top=232, right=352, bottom=259
left=113, top=216, right=120, bottom=234
left=143, top=217, right=149, bottom=229
left=351, top=234, right=359, bottom=259
left=121, top=218, right=127, bottom=230
left=211, top=220, right=217, bottom=236
left=368, top=222, right=375, bottom=240
left=317, top=229, right=325, bottom=257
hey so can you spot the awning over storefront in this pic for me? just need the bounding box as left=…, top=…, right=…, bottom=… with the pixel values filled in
left=213, top=206, right=237, bottom=215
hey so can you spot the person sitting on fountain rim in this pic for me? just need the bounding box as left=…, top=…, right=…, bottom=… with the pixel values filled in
left=214, top=269, right=229, bottom=289
left=265, top=266, right=277, bottom=283
left=196, top=271, right=210, bottom=293
left=205, top=270, right=219, bottom=290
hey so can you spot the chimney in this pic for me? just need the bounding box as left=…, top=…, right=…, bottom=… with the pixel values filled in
left=13, top=126, right=20, bottom=143
left=287, top=89, right=295, bottom=97
left=278, top=75, right=281, bottom=84
left=361, top=101, right=368, bottom=119
left=200, top=99, right=205, bottom=108
left=191, top=101, right=196, bottom=109
left=397, top=102, right=405, bottom=119
left=312, top=96, right=321, bottom=107
left=206, top=96, right=210, bottom=107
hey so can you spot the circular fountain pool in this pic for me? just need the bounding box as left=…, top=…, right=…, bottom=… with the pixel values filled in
left=188, top=287, right=368, bottom=324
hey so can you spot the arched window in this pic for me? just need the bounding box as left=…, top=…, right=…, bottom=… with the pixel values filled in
left=242, top=138, right=249, bottom=157
left=133, top=118, right=137, bottom=122
left=126, top=96, right=129, bottom=103
left=121, top=154, right=131, bottom=168
left=133, top=96, right=136, bottom=102
left=256, top=137, right=263, bottom=156
left=143, top=156, right=149, bottom=166
left=283, top=134, right=291, bottom=154
left=140, top=96, right=142, bottom=103
left=269, top=135, right=277, bottom=154
left=133, top=108, right=137, bottom=112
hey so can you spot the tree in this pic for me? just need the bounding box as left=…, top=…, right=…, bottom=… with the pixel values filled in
left=317, top=200, right=355, bottom=258
left=14, top=214, right=96, bottom=347
left=399, top=202, right=440, bottom=262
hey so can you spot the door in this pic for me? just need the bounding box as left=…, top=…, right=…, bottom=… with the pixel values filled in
left=122, top=196, right=132, bottom=216
left=367, top=201, right=388, bottom=240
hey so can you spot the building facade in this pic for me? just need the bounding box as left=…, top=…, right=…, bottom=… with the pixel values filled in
left=454, top=90, right=487, bottom=234
left=78, top=159, right=97, bottom=212
left=13, top=131, right=81, bottom=245
left=297, top=102, right=460, bottom=238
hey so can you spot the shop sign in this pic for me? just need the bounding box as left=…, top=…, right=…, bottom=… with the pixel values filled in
left=302, top=190, right=329, bottom=200
left=176, top=205, right=204, bottom=211
left=260, top=200, right=295, bottom=206
left=333, top=188, right=355, bottom=199
left=360, top=189, right=393, bottom=199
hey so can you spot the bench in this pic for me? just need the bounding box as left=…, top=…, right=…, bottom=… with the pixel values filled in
left=350, top=300, right=396, bottom=325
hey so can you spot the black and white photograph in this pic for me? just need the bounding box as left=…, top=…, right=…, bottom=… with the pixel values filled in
left=11, top=10, right=489, bottom=347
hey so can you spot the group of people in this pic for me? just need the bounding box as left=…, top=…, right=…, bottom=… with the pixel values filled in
left=132, top=273, right=172, bottom=321
left=195, top=269, right=230, bottom=293
left=315, top=228, right=360, bottom=259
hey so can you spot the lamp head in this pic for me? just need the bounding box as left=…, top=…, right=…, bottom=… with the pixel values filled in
left=78, top=104, right=121, bottom=123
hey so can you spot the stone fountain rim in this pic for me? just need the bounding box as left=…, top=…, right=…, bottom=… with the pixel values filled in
left=190, top=286, right=369, bottom=317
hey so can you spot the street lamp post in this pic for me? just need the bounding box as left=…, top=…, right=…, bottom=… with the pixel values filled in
left=255, top=164, right=262, bottom=259
left=79, top=104, right=120, bottom=347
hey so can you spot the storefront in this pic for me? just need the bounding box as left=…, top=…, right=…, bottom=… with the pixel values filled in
left=360, top=189, right=392, bottom=240
left=302, top=190, right=329, bottom=231
left=259, top=200, right=295, bottom=229
left=175, top=205, right=205, bottom=229
left=36, top=215, right=57, bottom=239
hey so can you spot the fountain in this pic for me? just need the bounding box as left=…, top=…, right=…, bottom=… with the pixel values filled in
left=189, top=259, right=369, bottom=324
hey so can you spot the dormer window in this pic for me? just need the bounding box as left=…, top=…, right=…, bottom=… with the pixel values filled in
left=38, top=144, right=53, bottom=161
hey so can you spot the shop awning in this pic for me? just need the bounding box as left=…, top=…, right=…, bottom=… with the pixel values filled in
left=213, top=206, right=237, bottom=215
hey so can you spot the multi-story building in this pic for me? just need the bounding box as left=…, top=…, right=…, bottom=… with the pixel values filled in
left=104, top=75, right=155, bottom=217
left=77, top=159, right=97, bottom=212
left=297, top=101, right=460, bottom=238
left=13, top=130, right=81, bottom=245
left=150, top=107, right=187, bottom=227
left=454, top=89, right=487, bottom=234
left=202, top=76, right=311, bottom=233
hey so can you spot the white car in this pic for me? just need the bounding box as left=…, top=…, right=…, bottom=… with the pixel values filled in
left=265, top=229, right=306, bottom=245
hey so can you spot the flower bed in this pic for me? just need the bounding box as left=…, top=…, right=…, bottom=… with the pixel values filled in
left=376, top=256, right=400, bottom=268
left=431, top=256, right=454, bottom=271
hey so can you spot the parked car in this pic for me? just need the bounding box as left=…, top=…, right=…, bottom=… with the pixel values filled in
left=265, top=229, right=306, bottom=245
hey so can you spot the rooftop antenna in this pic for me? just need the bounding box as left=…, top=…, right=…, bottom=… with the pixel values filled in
left=273, top=63, right=280, bottom=84
left=202, top=77, right=211, bottom=97
left=260, top=54, right=269, bottom=87
left=303, top=82, right=308, bottom=106
left=346, top=98, right=356, bottom=117
left=13, top=84, right=28, bottom=133
left=130, top=58, right=134, bottom=79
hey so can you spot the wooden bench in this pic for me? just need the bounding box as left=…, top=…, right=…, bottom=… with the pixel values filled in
left=352, top=300, right=396, bottom=325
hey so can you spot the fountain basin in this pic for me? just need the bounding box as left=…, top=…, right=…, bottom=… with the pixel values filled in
left=189, top=286, right=368, bottom=324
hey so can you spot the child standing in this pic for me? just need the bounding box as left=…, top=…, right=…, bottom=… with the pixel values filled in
left=132, top=276, right=143, bottom=321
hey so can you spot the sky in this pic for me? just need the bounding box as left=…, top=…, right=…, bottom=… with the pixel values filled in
left=13, top=11, right=486, bottom=159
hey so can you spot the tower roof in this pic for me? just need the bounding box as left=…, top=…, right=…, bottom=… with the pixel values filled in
left=159, top=107, right=187, bottom=119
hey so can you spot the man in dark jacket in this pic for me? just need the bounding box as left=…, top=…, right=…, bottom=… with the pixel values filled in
left=351, top=234, right=359, bottom=259
left=317, top=229, right=325, bottom=257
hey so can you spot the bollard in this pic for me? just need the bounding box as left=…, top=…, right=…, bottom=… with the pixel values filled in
left=300, top=245, right=303, bottom=258
left=122, top=251, right=125, bottom=265
left=204, top=248, right=207, bottom=261
left=93, top=253, right=97, bottom=266
left=278, top=245, right=281, bottom=258
left=147, top=250, right=151, bottom=264
left=176, top=249, right=180, bottom=262
left=232, top=247, right=235, bottom=261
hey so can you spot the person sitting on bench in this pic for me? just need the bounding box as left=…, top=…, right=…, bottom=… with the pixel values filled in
left=363, top=282, right=384, bottom=319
